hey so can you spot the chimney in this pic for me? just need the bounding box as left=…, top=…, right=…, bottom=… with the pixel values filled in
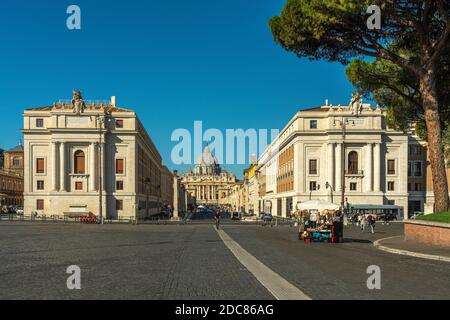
left=111, top=96, right=116, bottom=106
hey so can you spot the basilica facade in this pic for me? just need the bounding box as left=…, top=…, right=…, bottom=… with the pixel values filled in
left=180, top=146, right=237, bottom=206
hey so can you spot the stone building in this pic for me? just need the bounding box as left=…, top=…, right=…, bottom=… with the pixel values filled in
left=180, top=145, right=237, bottom=207
left=23, top=93, right=163, bottom=220
left=0, top=144, right=24, bottom=207
left=161, top=165, right=174, bottom=211
left=3, top=144, right=24, bottom=175
left=258, top=100, right=411, bottom=219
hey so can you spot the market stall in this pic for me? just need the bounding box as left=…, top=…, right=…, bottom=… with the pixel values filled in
left=295, top=200, right=343, bottom=243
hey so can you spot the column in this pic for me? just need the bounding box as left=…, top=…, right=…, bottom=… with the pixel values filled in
left=101, top=142, right=106, bottom=191
left=172, top=176, right=179, bottom=220
left=335, top=143, right=342, bottom=192
left=374, top=143, right=381, bottom=192
left=52, top=142, right=58, bottom=191
left=365, top=143, right=373, bottom=192
left=89, top=142, right=96, bottom=191
left=60, top=142, right=66, bottom=191
left=327, top=143, right=334, bottom=188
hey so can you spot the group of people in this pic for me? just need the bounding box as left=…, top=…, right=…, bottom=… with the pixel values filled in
left=350, top=213, right=376, bottom=234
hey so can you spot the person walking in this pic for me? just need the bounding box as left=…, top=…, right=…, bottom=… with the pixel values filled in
left=215, top=209, right=221, bottom=230
left=360, top=214, right=366, bottom=232
left=368, top=214, right=376, bottom=234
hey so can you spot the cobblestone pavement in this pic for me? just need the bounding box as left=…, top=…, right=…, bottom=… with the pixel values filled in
left=0, top=222, right=272, bottom=300
left=0, top=221, right=449, bottom=300
left=222, top=223, right=450, bottom=300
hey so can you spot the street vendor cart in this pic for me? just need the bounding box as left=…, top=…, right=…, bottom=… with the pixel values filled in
left=296, top=200, right=343, bottom=243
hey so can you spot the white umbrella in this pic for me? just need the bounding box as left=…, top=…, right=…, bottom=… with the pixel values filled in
left=296, top=199, right=340, bottom=212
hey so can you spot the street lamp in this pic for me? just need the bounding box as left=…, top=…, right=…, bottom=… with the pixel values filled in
left=334, top=117, right=355, bottom=209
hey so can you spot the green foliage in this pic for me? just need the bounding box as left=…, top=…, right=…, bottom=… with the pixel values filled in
left=416, top=211, right=450, bottom=224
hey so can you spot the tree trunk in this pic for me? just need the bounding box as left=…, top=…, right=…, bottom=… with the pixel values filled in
left=420, top=69, right=449, bottom=213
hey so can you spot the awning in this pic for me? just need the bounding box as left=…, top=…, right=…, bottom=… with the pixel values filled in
left=296, top=199, right=340, bottom=212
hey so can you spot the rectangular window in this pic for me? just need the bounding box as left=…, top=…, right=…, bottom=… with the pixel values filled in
left=414, top=161, right=422, bottom=177
left=309, top=181, right=317, bottom=191
left=387, top=160, right=396, bottom=175
left=388, top=181, right=395, bottom=191
left=310, top=120, right=318, bottom=129
left=13, top=159, right=20, bottom=166
left=407, top=183, right=411, bottom=191
left=415, top=183, right=422, bottom=192
left=116, top=159, right=124, bottom=174
left=116, top=181, right=124, bottom=190
left=116, top=120, right=124, bottom=128
left=309, top=159, right=318, bottom=175
left=116, top=200, right=123, bottom=211
left=37, top=180, right=44, bottom=190
left=407, top=161, right=412, bottom=177
left=36, top=199, right=44, bottom=210
left=75, top=182, right=83, bottom=190
left=36, top=158, right=45, bottom=174
left=350, top=182, right=357, bottom=191
left=36, top=118, right=44, bottom=128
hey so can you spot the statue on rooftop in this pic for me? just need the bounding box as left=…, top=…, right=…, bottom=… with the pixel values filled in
left=350, top=92, right=362, bottom=115
left=71, top=90, right=86, bottom=115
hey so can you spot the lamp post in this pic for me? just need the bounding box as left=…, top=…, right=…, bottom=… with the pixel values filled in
left=335, top=117, right=354, bottom=210
left=96, top=111, right=111, bottom=224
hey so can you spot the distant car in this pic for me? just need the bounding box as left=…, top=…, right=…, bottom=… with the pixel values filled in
left=16, top=207, right=24, bottom=215
left=260, top=213, right=273, bottom=222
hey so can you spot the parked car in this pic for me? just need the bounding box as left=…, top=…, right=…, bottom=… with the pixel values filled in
left=260, top=213, right=273, bottom=222
left=16, top=207, right=24, bottom=215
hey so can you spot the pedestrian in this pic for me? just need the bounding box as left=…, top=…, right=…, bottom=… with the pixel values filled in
left=215, top=209, right=221, bottom=230
left=298, top=212, right=306, bottom=240
left=368, top=214, right=376, bottom=234
left=360, top=214, right=366, bottom=232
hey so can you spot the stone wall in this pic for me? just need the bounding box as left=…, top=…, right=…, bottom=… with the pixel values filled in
left=405, top=220, right=450, bottom=248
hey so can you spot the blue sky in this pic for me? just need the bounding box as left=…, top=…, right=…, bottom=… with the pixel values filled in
left=0, top=0, right=355, bottom=178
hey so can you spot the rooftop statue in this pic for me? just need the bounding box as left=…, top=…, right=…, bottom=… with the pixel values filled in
left=71, top=90, right=86, bottom=115
left=350, top=92, right=362, bottom=115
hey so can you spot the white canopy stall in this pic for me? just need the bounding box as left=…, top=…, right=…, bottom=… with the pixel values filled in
left=296, top=199, right=340, bottom=212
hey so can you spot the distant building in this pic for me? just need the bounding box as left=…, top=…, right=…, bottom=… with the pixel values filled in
left=3, top=144, right=24, bottom=175
left=0, top=144, right=24, bottom=207
left=22, top=94, right=164, bottom=219
left=258, top=101, right=410, bottom=219
left=180, top=145, right=237, bottom=207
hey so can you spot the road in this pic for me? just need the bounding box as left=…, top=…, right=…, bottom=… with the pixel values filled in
left=0, top=216, right=449, bottom=300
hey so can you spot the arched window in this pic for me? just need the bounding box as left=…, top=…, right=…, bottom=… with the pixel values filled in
left=348, top=151, right=358, bottom=174
left=74, top=150, right=85, bottom=174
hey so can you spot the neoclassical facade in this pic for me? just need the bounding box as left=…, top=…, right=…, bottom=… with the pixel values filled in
left=180, top=146, right=237, bottom=206
left=23, top=95, right=163, bottom=219
left=258, top=101, right=411, bottom=219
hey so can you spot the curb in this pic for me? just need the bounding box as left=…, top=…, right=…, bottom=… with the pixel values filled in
left=373, top=236, right=450, bottom=263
